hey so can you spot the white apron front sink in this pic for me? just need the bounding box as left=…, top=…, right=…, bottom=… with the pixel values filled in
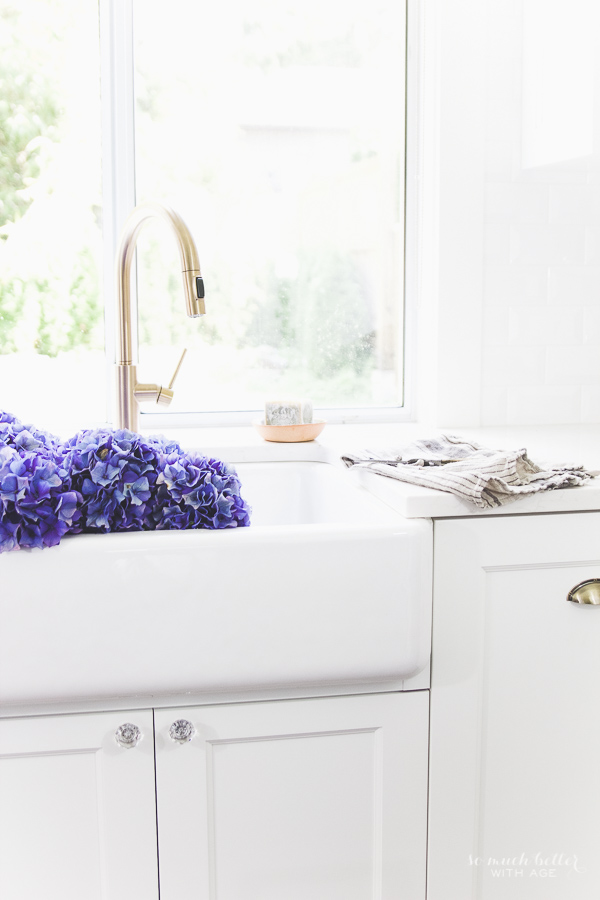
left=0, top=460, right=432, bottom=706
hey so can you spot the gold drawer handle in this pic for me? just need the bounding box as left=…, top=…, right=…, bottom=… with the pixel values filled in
left=567, top=579, right=600, bottom=605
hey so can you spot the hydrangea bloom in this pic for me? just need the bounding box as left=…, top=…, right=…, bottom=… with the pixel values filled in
left=62, top=427, right=165, bottom=533
left=152, top=451, right=251, bottom=530
left=0, top=410, right=62, bottom=457
left=0, top=413, right=251, bottom=553
left=0, top=443, right=81, bottom=551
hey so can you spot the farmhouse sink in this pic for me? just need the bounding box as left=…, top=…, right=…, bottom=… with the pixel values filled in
left=0, top=460, right=432, bottom=707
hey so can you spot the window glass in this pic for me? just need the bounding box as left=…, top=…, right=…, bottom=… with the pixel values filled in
left=133, top=0, right=406, bottom=415
left=0, top=0, right=103, bottom=434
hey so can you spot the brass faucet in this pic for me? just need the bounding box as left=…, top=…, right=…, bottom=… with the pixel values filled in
left=114, top=202, right=205, bottom=431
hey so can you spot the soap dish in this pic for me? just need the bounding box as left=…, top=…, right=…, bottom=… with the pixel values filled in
left=253, top=419, right=326, bottom=443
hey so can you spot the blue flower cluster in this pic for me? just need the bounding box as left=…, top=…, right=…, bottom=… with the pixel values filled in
left=0, top=410, right=61, bottom=455
left=153, top=450, right=251, bottom=531
left=0, top=411, right=80, bottom=551
left=0, top=412, right=251, bottom=553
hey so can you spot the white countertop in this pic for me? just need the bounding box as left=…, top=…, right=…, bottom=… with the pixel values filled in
left=147, top=421, right=600, bottom=519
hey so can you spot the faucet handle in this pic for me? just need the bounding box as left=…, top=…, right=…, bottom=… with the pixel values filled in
left=156, top=348, right=188, bottom=407
left=168, top=347, right=187, bottom=390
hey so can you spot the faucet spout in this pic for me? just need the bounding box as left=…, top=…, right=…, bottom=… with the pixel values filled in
left=114, top=202, right=204, bottom=430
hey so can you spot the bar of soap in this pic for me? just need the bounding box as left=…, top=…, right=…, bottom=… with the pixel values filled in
left=265, top=399, right=313, bottom=426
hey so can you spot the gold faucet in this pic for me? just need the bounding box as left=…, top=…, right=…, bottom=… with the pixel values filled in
left=114, top=202, right=205, bottom=431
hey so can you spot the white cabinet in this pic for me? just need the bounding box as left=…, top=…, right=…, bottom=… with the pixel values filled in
left=428, top=512, right=600, bottom=900
left=0, top=709, right=159, bottom=900
left=0, top=692, right=428, bottom=899
left=155, top=692, right=429, bottom=900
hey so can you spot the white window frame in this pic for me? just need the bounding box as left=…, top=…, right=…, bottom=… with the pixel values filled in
left=99, top=0, right=418, bottom=428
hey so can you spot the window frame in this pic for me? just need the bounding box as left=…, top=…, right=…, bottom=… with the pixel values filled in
left=100, top=0, right=417, bottom=428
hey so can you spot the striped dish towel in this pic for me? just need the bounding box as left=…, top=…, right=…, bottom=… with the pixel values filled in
left=341, top=435, right=595, bottom=510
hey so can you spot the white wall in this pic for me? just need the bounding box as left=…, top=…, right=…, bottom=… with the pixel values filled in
left=416, top=0, right=600, bottom=427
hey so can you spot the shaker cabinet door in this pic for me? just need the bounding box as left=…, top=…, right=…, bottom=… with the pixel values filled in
left=429, top=512, right=600, bottom=900
left=155, top=691, right=428, bottom=900
left=0, top=709, right=159, bottom=900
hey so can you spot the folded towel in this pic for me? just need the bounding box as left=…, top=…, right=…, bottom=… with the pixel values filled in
left=341, top=434, right=596, bottom=509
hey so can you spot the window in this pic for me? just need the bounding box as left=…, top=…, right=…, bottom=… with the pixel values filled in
left=0, top=0, right=409, bottom=433
left=0, top=0, right=103, bottom=433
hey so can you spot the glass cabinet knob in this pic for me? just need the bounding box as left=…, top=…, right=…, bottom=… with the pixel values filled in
left=169, top=719, right=196, bottom=743
left=115, top=723, right=142, bottom=749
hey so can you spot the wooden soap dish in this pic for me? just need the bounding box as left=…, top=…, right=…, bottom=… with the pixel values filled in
left=253, top=419, right=326, bottom=443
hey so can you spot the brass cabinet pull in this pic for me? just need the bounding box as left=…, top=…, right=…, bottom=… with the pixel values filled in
left=567, top=579, right=600, bottom=605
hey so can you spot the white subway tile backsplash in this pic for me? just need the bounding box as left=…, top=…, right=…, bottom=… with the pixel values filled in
left=480, top=180, right=600, bottom=424
left=483, top=346, right=546, bottom=386
left=482, top=306, right=509, bottom=346
left=581, top=386, right=600, bottom=423
left=509, top=225, right=586, bottom=266
left=549, top=184, right=600, bottom=225
left=484, top=266, right=547, bottom=306
left=547, top=266, right=600, bottom=305
left=583, top=306, right=600, bottom=344
left=484, top=224, right=511, bottom=265
left=517, top=165, right=589, bottom=185
left=508, top=306, right=583, bottom=346
left=485, top=183, right=548, bottom=224
left=481, top=174, right=600, bottom=424
left=473, top=10, right=600, bottom=427
left=480, top=386, right=508, bottom=426
left=547, top=226, right=587, bottom=265
left=507, top=385, right=582, bottom=425
left=509, top=225, right=549, bottom=265
left=482, top=183, right=600, bottom=420
left=545, top=347, right=599, bottom=386
left=485, top=139, right=515, bottom=181
left=585, top=227, right=600, bottom=264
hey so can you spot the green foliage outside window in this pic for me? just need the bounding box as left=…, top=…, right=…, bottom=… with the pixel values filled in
left=0, top=6, right=59, bottom=235
left=0, top=0, right=103, bottom=359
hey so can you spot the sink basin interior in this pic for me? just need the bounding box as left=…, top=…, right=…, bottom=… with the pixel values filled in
left=234, top=461, right=400, bottom=526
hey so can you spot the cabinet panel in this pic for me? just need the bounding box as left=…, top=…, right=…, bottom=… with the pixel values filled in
left=155, top=692, right=428, bottom=900
left=429, top=512, right=600, bottom=900
left=0, top=710, right=159, bottom=900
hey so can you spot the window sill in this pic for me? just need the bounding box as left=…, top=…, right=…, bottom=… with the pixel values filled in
left=138, top=420, right=429, bottom=465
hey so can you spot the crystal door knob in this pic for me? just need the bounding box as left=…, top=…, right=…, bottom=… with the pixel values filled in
left=115, top=723, right=142, bottom=748
left=567, top=579, right=600, bottom=605
left=169, top=719, right=195, bottom=743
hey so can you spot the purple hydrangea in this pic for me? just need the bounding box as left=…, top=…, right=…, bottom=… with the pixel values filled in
left=0, top=410, right=62, bottom=457
left=0, top=443, right=82, bottom=551
left=62, top=427, right=166, bottom=533
left=0, top=412, right=251, bottom=552
left=152, top=451, right=251, bottom=530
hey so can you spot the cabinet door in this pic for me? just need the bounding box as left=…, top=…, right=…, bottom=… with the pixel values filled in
left=429, top=512, right=600, bottom=900
left=0, top=709, right=159, bottom=900
left=155, top=691, right=428, bottom=900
